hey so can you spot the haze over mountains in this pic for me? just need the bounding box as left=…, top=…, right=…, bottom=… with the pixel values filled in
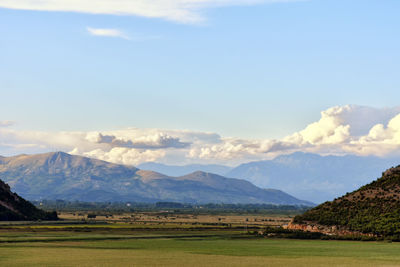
left=0, top=152, right=311, bottom=206
left=140, top=153, right=400, bottom=203
left=2, top=151, right=397, bottom=205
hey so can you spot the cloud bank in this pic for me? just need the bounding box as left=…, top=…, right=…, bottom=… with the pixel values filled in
left=0, top=0, right=300, bottom=23
left=1, top=105, right=400, bottom=166
left=0, top=121, right=14, bottom=127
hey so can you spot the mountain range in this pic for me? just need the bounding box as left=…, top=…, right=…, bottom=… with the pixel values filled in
left=0, top=152, right=312, bottom=205
left=227, top=153, right=400, bottom=203
left=140, top=152, right=400, bottom=203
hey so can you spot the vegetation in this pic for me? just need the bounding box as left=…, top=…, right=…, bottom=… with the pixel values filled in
left=2, top=223, right=400, bottom=266
left=260, top=227, right=378, bottom=241
left=294, top=166, right=400, bottom=238
left=33, top=200, right=309, bottom=215
left=1, top=209, right=400, bottom=266
left=0, top=198, right=57, bottom=221
left=0, top=179, right=57, bottom=221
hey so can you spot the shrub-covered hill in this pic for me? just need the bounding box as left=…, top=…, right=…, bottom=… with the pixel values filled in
left=293, top=166, right=400, bottom=237
left=0, top=179, right=57, bottom=221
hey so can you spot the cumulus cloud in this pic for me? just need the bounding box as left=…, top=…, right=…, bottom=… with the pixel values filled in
left=0, top=126, right=192, bottom=165
left=280, top=105, right=400, bottom=157
left=186, top=105, right=400, bottom=163
left=0, top=0, right=301, bottom=23
left=75, top=147, right=166, bottom=166
left=87, top=27, right=130, bottom=39
left=345, top=113, right=400, bottom=156
left=2, top=105, right=400, bottom=165
left=188, top=138, right=295, bottom=163
left=85, top=132, right=190, bottom=149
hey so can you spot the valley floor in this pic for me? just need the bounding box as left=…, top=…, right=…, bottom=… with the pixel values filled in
left=2, top=234, right=400, bottom=266
left=1, top=219, right=400, bottom=266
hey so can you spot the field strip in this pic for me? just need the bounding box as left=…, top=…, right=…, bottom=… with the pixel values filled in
left=0, top=233, right=238, bottom=243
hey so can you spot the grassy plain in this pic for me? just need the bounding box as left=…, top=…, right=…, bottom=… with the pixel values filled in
left=1, top=213, right=400, bottom=266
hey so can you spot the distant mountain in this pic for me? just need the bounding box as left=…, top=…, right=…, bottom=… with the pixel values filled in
left=0, top=178, right=57, bottom=221
left=0, top=152, right=312, bottom=205
left=227, top=152, right=400, bottom=203
left=139, top=170, right=312, bottom=205
left=138, top=162, right=232, bottom=177
left=291, top=166, right=400, bottom=238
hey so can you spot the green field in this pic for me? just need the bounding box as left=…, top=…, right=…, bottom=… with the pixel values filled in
left=1, top=222, right=400, bottom=266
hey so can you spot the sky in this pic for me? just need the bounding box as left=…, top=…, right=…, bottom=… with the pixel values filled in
left=1, top=0, right=400, bottom=166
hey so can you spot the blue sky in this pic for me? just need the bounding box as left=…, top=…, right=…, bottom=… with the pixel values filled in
left=1, top=0, right=400, bottom=165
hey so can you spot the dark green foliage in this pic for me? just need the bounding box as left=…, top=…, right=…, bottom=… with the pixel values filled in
left=33, top=200, right=309, bottom=215
left=294, top=166, right=400, bottom=237
left=261, top=226, right=326, bottom=239
left=155, top=202, right=186, bottom=208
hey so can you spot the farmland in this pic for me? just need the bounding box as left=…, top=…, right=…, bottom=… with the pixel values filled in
left=1, top=212, right=400, bottom=266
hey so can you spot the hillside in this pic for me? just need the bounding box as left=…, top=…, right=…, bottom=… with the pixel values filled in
left=138, top=162, right=232, bottom=177
left=0, top=152, right=312, bottom=205
left=0, top=178, right=57, bottom=221
left=139, top=170, right=311, bottom=205
left=227, top=152, right=400, bottom=203
left=292, top=166, right=400, bottom=237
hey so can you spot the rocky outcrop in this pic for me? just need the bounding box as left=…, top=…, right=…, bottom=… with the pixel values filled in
left=286, top=221, right=376, bottom=237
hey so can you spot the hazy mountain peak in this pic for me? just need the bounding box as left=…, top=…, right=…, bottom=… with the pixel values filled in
left=136, top=170, right=170, bottom=182
left=227, top=152, right=400, bottom=203
left=178, top=171, right=230, bottom=183
left=181, top=170, right=213, bottom=178
left=138, top=162, right=232, bottom=177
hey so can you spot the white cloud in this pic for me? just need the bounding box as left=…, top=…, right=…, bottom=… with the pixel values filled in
left=0, top=121, right=14, bottom=127
left=0, top=0, right=301, bottom=24
left=85, top=132, right=190, bottom=149
left=283, top=105, right=400, bottom=146
left=87, top=27, right=130, bottom=39
left=346, top=113, right=400, bottom=156
left=186, top=105, right=400, bottom=162
left=2, top=105, right=400, bottom=165
left=75, top=147, right=166, bottom=166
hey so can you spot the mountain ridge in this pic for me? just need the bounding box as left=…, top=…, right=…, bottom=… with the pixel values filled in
left=226, top=152, right=400, bottom=203
left=0, top=152, right=312, bottom=206
left=136, top=152, right=400, bottom=203
left=138, top=162, right=232, bottom=177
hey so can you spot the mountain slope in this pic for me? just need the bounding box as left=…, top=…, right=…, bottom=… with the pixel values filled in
left=0, top=178, right=57, bottom=221
left=0, top=152, right=312, bottom=205
left=138, top=162, right=232, bottom=177
left=0, top=152, right=143, bottom=201
left=292, top=166, right=400, bottom=237
left=140, top=171, right=312, bottom=205
left=227, top=152, right=400, bottom=203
